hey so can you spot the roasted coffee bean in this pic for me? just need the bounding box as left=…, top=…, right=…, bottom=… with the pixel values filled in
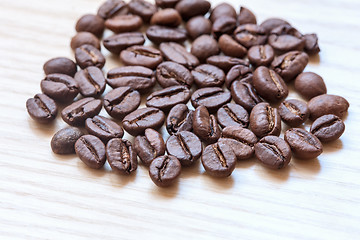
left=253, top=66, right=288, bottom=103
left=51, top=127, right=84, bottom=154
left=146, top=85, right=191, bottom=112
left=294, top=72, right=327, bottom=100
left=134, top=128, right=165, bottom=166
left=206, top=55, right=249, bottom=72
left=146, top=25, right=187, bottom=45
left=103, top=32, right=145, bottom=55
left=61, top=97, right=102, bottom=126
left=284, top=128, right=323, bottom=159
left=255, top=136, right=291, bottom=169
left=234, top=24, right=267, bottom=48
left=106, top=138, right=137, bottom=174
left=75, top=44, right=106, bottom=69
left=218, top=34, right=247, bottom=58
left=155, top=0, right=179, bottom=8
left=271, top=51, right=309, bottom=82
left=237, top=7, right=257, bottom=25
left=149, top=155, right=181, bottom=187
left=40, top=73, right=79, bottom=103
left=70, top=32, right=101, bottom=50
left=156, top=61, right=193, bottom=88
left=85, top=115, right=124, bottom=142
left=225, top=64, right=252, bottom=88
left=128, top=0, right=157, bottom=22
left=43, top=57, right=77, bottom=77
left=304, top=33, right=320, bottom=55
left=192, top=64, right=225, bottom=88
left=166, top=104, right=193, bottom=135
left=191, top=87, right=231, bottom=112
left=75, top=135, right=106, bottom=169
left=120, top=45, right=163, bottom=69
left=74, top=66, right=106, bottom=97
left=217, top=103, right=249, bottom=128
left=122, top=107, right=165, bottom=136
left=278, top=99, right=309, bottom=127
left=105, top=14, right=143, bottom=33
left=231, top=80, right=262, bottom=112
left=201, top=141, right=236, bottom=177
left=250, top=102, right=281, bottom=138
left=150, top=8, right=182, bottom=27
left=97, top=0, right=128, bottom=19
left=160, top=42, right=199, bottom=69
left=193, top=105, right=221, bottom=144
left=106, top=66, right=156, bottom=92
left=103, top=86, right=141, bottom=119
left=268, top=25, right=305, bottom=53
left=308, top=94, right=349, bottom=120
left=210, top=3, right=236, bottom=22
left=191, top=35, right=219, bottom=62
left=166, top=131, right=202, bottom=166
left=175, top=0, right=211, bottom=21
left=310, top=114, right=345, bottom=143
left=247, top=45, right=275, bottom=67
left=212, top=16, right=237, bottom=39
left=260, top=18, right=290, bottom=34
left=186, top=16, right=212, bottom=39
left=76, top=14, right=105, bottom=38
left=26, top=93, right=58, bottom=123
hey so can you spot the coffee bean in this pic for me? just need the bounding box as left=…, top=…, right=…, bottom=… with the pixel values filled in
left=234, top=24, right=267, bottom=48
left=103, top=87, right=141, bottom=119
left=191, top=35, right=219, bottom=62
left=225, top=64, right=252, bottom=88
left=122, top=107, right=165, bottom=136
left=120, top=45, right=163, bottom=69
left=310, top=114, right=345, bottom=142
left=259, top=18, right=290, bottom=34
left=74, top=66, right=106, bottom=97
left=103, top=32, right=145, bottom=55
left=268, top=25, right=305, bottom=53
left=191, top=64, right=225, bottom=88
left=218, top=34, right=247, bottom=58
left=186, top=16, right=212, bottom=39
left=294, top=72, right=327, bottom=100
left=304, top=33, right=320, bottom=55
left=210, top=3, right=236, bottom=22
left=128, top=0, right=157, bottom=22
left=216, top=103, right=249, bottom=128
left=149, top=155, right=181, bottom=187
left=271, top=51, right=309, bottom=82
left=250, top=102, right=281, bottom=138
left=166, top=103, right=193, bottom=135
left=43, top=57, right=77, bottom=77
left=105, top=14, right=143, bottom=33
left=97, top=0, right=128, bottom=19
left=75, top=44, right=106, bottom=69
left=193, top=105, right=221, bottom=144
left=75, top=135, right=106, bottom=169
left=255, top=136, right=291, bottom=169
left=76, top=14, right=105, bottom=38
left=61, top=97, right=102, bottom=126
left=308, top=94, right=349, bottom=120
left=150, top=9, right=182, bottom=27
left=134, top=128, right=165, bottom=166
left=40, top=73, right=79, bottom=103
left=106, top=138, right=138, bottom=174
left=175, top=0, right=211, bottom=21
left=85, top=115, right=124, bottom=142
left=146, top=25, right=187, bottom=45
left=206, top=55, right=249, bottom=72
left=26, top=93, right=58, bottom=123
left=247, top=44, right=275, bottom=67
left=156, top=61, right=193, bottom=88
left=51, top=127, right=84, bottom=154
left=278, top=99, right=309, bottom=127
left=284, top=128, right=323, bottom=159
left=70, top=32, right=100, bottom=50
left=155, top=0, right=179, bottom=8
left=231, top=80, right=263, bottom=112
left=212, top=16, right=237, bottom=39
left=159, top=42, right=200, bottom=69
left=191, top=87, right=231, bottom=112
left=237, top=7, right=257, bottom=25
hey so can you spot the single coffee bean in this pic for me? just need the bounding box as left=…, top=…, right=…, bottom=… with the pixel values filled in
left=43, top=57, right=77, bottom=77
left=75, top=135, right=106, bottom=169
left=201, top=141, right=236, bottom=177
left=105, top=14, right=143, bottom=33
left=191, top=87, right=231, bottom=112
left=175, top=0, right=211, bottom=21
left=225, top=64, right=252, bottom=88
left=206, top=55, right=249, bottom=72
left=40, top=73, right=79, bottom=103
left=193, top=105, right=221, bottom=144
left=294, top=72, right=327, bottom=100
left=134, top=128, right=165, bottom=166
left=278, top=99, right=309, bottom=127
left=106, top=138, right=138, bottom=174
left=210, top=3, right=236, bottom=22
left=255, top=136, right=291, bottom=169
left=237, top=7, right=257, bottom=25
left=260, top=18, right=290, bottom=34
left=159, top=42, right=200, bottom=69
left=103, top=86, right=141, bottom=119
left=146, top=25, right=187, bottom=45
left=218, top=34, right=247, bottom=58
left=268, top=25, right=306, bottom=53
left=75, top=14, right=105, bottom=38
left=70, top=32, right=101, bottom=50
left=155, top=0, right=179, bottom=8
left=234, top=24, right=267, bottom=48
left=212, top=16, right=237, bottom=39
left=149, top=155, right=181, bottom=187
left=85, top=115, right=124, bottom=142
left=191, top=64, right=225, bottom=88
left=310, top=114, right=345, bottom=142
left=120, top=45, right=163, bottom=69
left=156, top=61, right=193, bottom=88
left=217, top=103, right=249, bottom=128
left=304, top=33, right=320, bottom=55
left=103, top=32, right=145, bottom=55
left=250, top=102, right=281, bottom=138
left=191, top=35, right=219, bottom=62
left=74, top=66, right=106, bottom=97
left=97, top=0, right=128, bottom=19
left=308, top=94, right=349, bottom=120
left=284, top=128, right=323, bottom=159
left=150, top=8, right=182, bottom=27
left=26, top=93, right=58, bottom=123
left=51, top=127, right=84, bottom=154
left=128, top=0, right=157, bottom=22
left=231, top=80, right=263, bottom=112
left=247, top=44, right=275, bottom=67
left=166, top=104, right=193, bottom=135
left=75, top=44, right=106, bottom=69
left=122, top=107, right=165, bottom=136
left=271, top=51, right=309, bottom=82
left=61, top=97, right=102, bottom=126
left=186, top=16, right=212, bottom=40
left=146, top=85, right=191, bottom=112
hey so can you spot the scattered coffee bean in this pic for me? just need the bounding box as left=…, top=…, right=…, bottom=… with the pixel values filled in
left=212, top=16, right=237, bottom=39
left=268, top=25, right=305, bottom=53
left=308, top=94, right=349, bottom=120
left=260, top=18, right=290, bottom=34
left=156, top=61, right=194, bottom=88
left=146, top=85, right=191, bottom=111
left=103, top=32, right=145, bottom=55
left=151, top=8, right=182, bottom=27
left=134, top=128, right=165, bottom=166
left=97, top=0, right=128, bottom=19
left=225, top=64, right=252, bottom=88
left=294, top=72, right=327, bottom=100
left=192, top=64, right=225, bottom=88
left=159, top=42, right=199, bottom=69
left=310, top=114, right=345, bottom=142
left=120, top=45, right=163, bottom=69
left=234, top=24, right=267, bottom=48
left=166, top=103, right=194, bottom=135
left=191, top=87, right=231, bottom=112
left=250, top=102, right=281, bottom=138
left=43, top=57, right=77, bottom=77
left=217, top=103, right=249, bottom=128
left=26, top=93, right=58, bottom=123
left=210, top=3, right=236, bottom=22
left=40, top=73, right=79, bottom=103
left=231, top=80, right=263, bottom=112
left=74, top=66, right=106, bottom=97
left=207, top=55, right=249, bottom=72
left=191, top=35, right=219, bottom=62
left=105, top=14, right=143, bottom=33
left=247, top=44, right=274, bottom=67
left=186, top=16, right=212, bottom=39
left=76, top=14, right=105, bottom=38
left=51, top=127, right=84, bottom=154
left=75, top=135, right=106, bottom=169
left=218, top=34, right=247, bottom=58
left=128, top=0, right=157, bottom=22
left=75, top=44, right=106, bottom=69
left=146, top=25, right=187, bottom=44
left=175, top=0, right=211, bottom=21
left=85, top=115, right=124, bottom=142
left=255, top=136, right=291, bottom=169
left=106, top=138, right=138, bottom=174
left=278, top=99, right=309, bottom=127
left=61, top=97, right=102, bottom=126
left=237, top=7, right=257, bottom=25
left=304, top=33, right=320, bottom=55
left=70, top=32, right=101, bottom=50
left=193, top=105, right=221, bottom=144
left=155, top=0, right=179, bottom=8
left=149, top=155, right=181, bottom=187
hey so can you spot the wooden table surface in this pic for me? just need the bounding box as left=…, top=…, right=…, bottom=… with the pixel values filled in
left=1, top=0, right=360, bottom=239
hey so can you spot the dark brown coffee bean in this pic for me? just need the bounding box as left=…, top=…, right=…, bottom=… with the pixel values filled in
left=166, top=104, right=193, bottom=135
left=151, top=8, right=182, bottom=27
left=191, top=87, right=231, bottom=112
left=128, top=0, right=157, bottom=22
left=85, top=115, right=124, bottom=142
left=210, top=3, right=236, bottom=22
left=160, top=42, right=199, bottom=69
left=134, top=128, right=165, bottom=166
left=175, top=0, right=211, bottom=21
left=75, top=44, right=106, bottom=69
left=75, top=135, right=106, bottom=169
left=97, top=0, right=128, bottom=19
left=193, top=105, right=221, bottom=144
left=225, top=64, right=252, bottom=88
left=61, top=97, right=102, bottom=126
left=192, top=64, right=225, bottom=88
left=149, top=155, right=181, bottom=187
left=120, top=45, right=163, bottom=69
left=271, top=51, right=309, bottom=82
left=123, top=107, right=165, bottom=135
left=105, top=14, right=143, bottom=33
left=310, top=114, right=345, bottom=143
left=51, top=127, right=84, bottom=154
left=155, top=0, right=179, bottom=8
left=70, top=32, right=101, bottom=50
left=268, top=25, right=305, bottom=53
left=146, top=85, right=191, bottom=111
left=284, top=128, right=323, bottom=159
left=146, top=25, right=187, bottom=45
left=43, top=57, right=77, bottom=77
left=234, top=24, right=267, bottom=48
left=76, top=14, right=105, bottom=38
left=103, top=87, right=141, bottom=119
left=278, top=99, right=309, bottom=127
left=217, top=103, right=249, bottom=128
left=250, top=102, right=281, bottom=138
left=231, top=80, right=262, bottom=112
left=304, top=33, right=320, bottom=55
left=308, top=94, right=349, bottom=120
left=260, top=18, right=290, bottom=34
left=294, top=72, right=327, bottom=100
left=40, top=73, right=79, bottom=103
left=206, top=55, right=249, bottom=72
left=201, top=141, right=236, bottom=177
left=106, top=66, right=156, bottom=92
left=103, top=32, right=145, bottom=55
left=26, top=93, right=58, bottom=123
left=247, top=45, right=274, bottom=67
left=218, top=34, right=247, bottom=58
left=106, top=138, right=137, bottom=174
left=74, top=66, right=106, bottom=97
left=186, top=16, right=212, bottom=40
left=156, top=61, right=193, bottom=88
left=191, top=35, right=219, bottom=62
left=237, top=7, right=257, bottom=25
left=255, top=136, right=291, bottom=169
left=212, top=16, right=237, bottom=39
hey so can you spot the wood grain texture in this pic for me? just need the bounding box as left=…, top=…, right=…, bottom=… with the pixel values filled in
left=1, top=0, right=360, bottom=239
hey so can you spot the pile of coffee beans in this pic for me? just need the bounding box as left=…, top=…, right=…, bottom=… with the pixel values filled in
left=26, top=0, right=350, bottom=187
